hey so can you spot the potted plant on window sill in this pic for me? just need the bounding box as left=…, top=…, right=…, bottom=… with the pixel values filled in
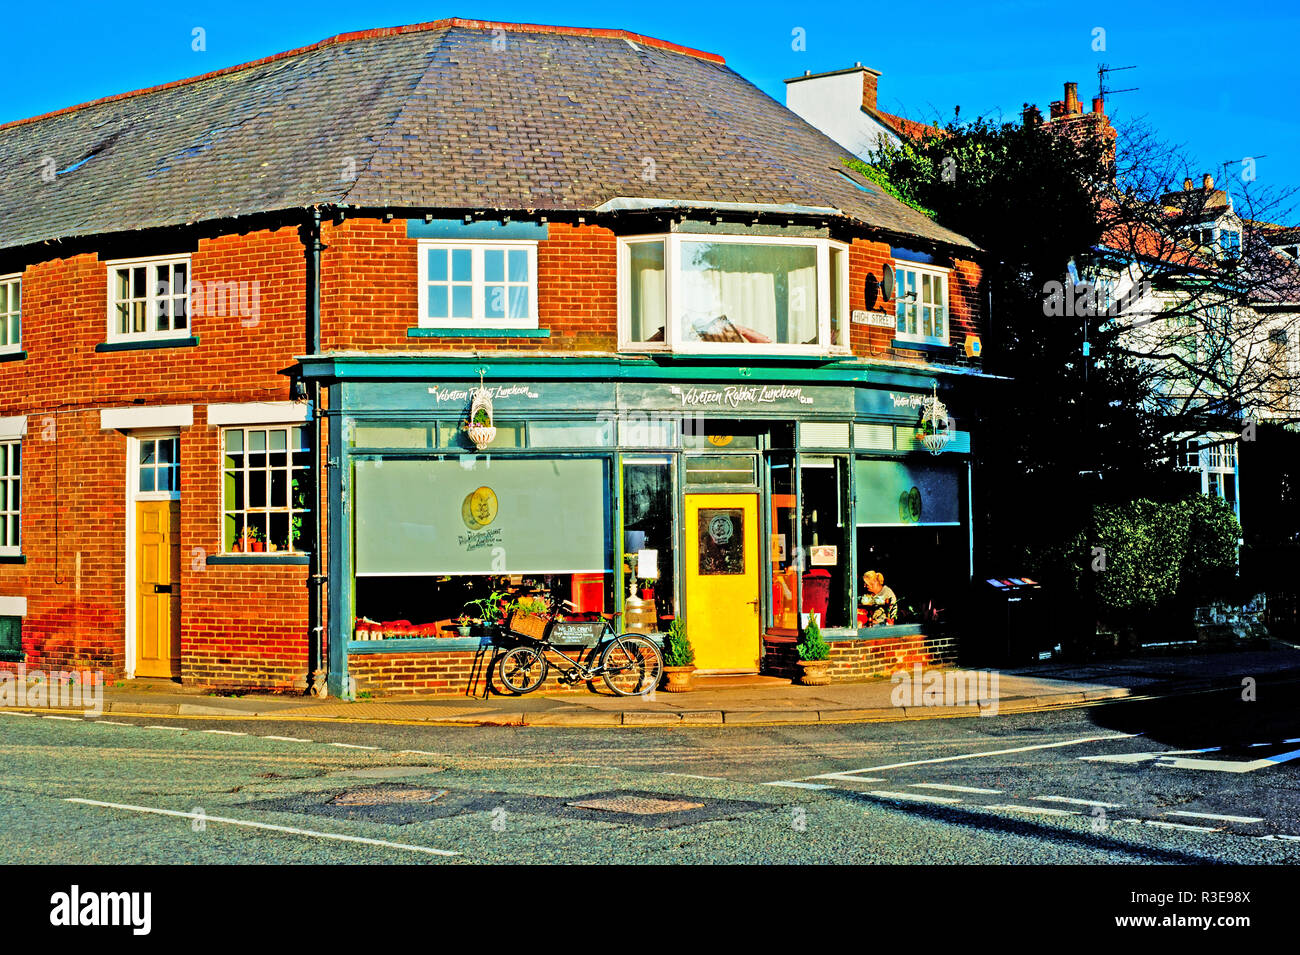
left=236, top=527, right=265, bottom=553
left=660, top=618, right=696, bottom=692
left=795, top=617, right=833, bottom=686
left=454, top=615, right=475, bottom=637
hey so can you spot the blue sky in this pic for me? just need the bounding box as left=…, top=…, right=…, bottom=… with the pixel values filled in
left=4, top=1, right=1297, bottom=204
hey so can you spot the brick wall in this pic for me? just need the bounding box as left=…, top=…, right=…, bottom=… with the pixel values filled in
left=763, top=632, right=960, bottom=682
left=348, top=645, right=613, bottom=698
left=0, top=226, right=312, bottom=689
left=319, top=218, right=619, bottom=353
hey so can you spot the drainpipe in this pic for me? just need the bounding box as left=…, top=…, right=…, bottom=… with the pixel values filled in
left=305, top=208, right=328, bottom=696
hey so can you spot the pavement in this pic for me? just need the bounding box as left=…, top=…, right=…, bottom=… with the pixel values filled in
left=18, top=641, right=1300, bottom=727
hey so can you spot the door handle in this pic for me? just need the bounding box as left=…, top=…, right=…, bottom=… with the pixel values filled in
left=746, top=598, right=760, bottom=611
left=153, top=584, right=174, bottom=594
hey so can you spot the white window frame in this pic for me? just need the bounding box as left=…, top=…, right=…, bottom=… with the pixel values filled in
left=219, top=424, right=312, bottom=555
left=105, top=254, right=192, bottom=344
left=0, top=439, right=20, bottom=557
left=133, top=434, right=181, bottom=502
left=616, top=233, right=850, bottom=356
left=416, top=240, right=539, bottom=329
left=0, top=274, right=20, bottom=355
left=893, top=261, right=950, bottom=346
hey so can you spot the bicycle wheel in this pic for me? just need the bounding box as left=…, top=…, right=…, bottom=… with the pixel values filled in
left=601, top=634, right=663, bottom=697
left=497, top=646, right=548, bottom=694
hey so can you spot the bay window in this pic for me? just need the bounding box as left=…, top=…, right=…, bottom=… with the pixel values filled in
left=620, top=234, right=850, bottom=353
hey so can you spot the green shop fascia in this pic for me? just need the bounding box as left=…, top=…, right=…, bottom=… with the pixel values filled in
left=297, top=355, right=987, bottom=698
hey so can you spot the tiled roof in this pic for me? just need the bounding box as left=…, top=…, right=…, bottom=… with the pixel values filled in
left=0, top=19, right=977, bottom=254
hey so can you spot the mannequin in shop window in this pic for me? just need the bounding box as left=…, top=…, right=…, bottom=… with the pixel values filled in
left=859, top=570, right=897, bottom=627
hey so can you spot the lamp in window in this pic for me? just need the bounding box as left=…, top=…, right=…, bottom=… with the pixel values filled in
left=464, top=369, right=497, bottom=450
left=918, top=383, right=952, bottom=455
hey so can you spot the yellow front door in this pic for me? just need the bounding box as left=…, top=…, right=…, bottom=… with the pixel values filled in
left=136, top=501, right=180, bottom=678
left=684, top=493, right=760, bottom=672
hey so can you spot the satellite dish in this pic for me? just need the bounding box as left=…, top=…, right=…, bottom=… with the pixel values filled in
left=881, top=263, right=896, bottom=300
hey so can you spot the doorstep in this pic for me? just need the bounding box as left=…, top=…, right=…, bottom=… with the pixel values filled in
left=690, top=674, right=792, bottom=689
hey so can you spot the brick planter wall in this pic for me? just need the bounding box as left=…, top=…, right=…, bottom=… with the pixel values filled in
left=763, top=630, right=959, bottom=683
left=347, top=644, right=628, bottom=698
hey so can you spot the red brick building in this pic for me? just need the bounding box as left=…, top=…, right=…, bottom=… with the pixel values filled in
left=0, top=19, right=992, bottom=697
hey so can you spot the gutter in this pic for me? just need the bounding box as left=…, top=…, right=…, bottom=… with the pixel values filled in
left=304, top=208, right=328, bottom=697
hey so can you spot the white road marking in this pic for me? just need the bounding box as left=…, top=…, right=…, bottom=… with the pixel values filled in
left=1122, top=818, right=1220, bottom=833
left=1, top=712, right=36, bottom=716
left=90, top=720, right=132, bottom=726
left=663, top=773, right=726, bottom=781
left=42, top=715, right=81, bottom=721
left=64, top=799, right=457, bottom=857
left=399, top=750, right=443, bottom=756
left=1256, top=834, right=1300, bottom=842
left=1081, top=747, right=1220, bottom=764
left=811, top=734, right=1139, bottom=777
left=1167, top=811, right=1264, bottom=824
left=765, top=781, right=833, bottom=790
left=202, top=730, right=247, bottom=736
left=264, top=736, right=313, bottom=743
left=328, top=743, right=378, bottom=751
left=1156, top=749, right=1300, bottom=773
left=987, top=804, right=1079, bottom=817
left=144, top=725, right=186, bottom=731
left=911, top=783, right=1003, bottom=795
left=1284, top=738, right=1300, bottom=744
left=809, top=774, right=887, bottom=784
left=867, top=790, right=962, bottom=804
left=1033, top=795, right=1125, bottom=808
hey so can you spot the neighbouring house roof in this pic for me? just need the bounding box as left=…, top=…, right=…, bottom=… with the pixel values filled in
left=0, top=18, right=978, bottom=255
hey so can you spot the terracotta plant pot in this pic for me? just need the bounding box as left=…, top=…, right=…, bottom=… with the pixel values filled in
left=661, top=666, right=696, bottom=693
left=796, top=659, right=833, bottom=686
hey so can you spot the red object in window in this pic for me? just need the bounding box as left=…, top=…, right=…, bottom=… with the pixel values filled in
left=801, top=569, right=831, bottom=620
left=571, top=573, right=605, bottom=614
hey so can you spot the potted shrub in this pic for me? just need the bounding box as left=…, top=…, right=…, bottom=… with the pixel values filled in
left=795, top=617, right=833, bottom=686
left=463, top=589, right=509, bottom=626
left=660, top=618, right=696, bottom=692
left=454, top=615, right=474, bottom=636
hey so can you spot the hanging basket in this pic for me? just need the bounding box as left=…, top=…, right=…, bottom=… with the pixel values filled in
left=917, top=389, right=951, bottom=456
left=465, top=385, right=497, bottom=450
left=920, top=430, right=952, bottom=455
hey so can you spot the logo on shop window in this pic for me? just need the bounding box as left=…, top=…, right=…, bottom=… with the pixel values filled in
left=707, top=514, right=735, bottom=545
left=897, top=487, right=923, bottom=523
left=461, top=486, right=499, bottom=529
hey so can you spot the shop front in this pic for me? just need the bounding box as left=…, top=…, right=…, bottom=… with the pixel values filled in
left=305, top=357, right=979, bottom=698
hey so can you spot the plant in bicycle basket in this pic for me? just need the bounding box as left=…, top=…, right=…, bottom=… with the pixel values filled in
left=795, top=617, right=833, bottom=686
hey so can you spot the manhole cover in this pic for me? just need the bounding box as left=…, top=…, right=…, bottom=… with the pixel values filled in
left=567, top=795, right=705, bottom=815
left=331, top=787, right=448, bottom=807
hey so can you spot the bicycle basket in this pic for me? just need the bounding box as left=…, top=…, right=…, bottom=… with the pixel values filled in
left=547, top=621, right=605, bottom=647
left=507, top=611, right=550, bottom=641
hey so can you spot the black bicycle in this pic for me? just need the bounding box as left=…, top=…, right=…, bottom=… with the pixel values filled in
left=495, top=599, right=663, bottom=697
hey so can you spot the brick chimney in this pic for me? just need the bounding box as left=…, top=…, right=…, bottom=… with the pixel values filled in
left=1022, top=103, right=1042, bottom=126
left=1091, top=96, right=1105, bottom=115
left=1184, top=178, right=1195, bottom=191
left=859, top=63, right=880, bottom=112
left=1064, top=82, right=1080, bottom=115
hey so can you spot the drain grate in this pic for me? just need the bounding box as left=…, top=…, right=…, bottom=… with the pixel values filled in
left=568, top=795, right=704, bottom=815
left=332, top=786, right=448, bottom=807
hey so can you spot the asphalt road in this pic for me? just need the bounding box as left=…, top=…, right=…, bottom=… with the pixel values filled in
left=1, top=680, right=1297, bottom=865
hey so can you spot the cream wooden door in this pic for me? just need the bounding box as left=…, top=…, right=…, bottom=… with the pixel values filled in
left=136, top=501, right=180, bottom=678
left=684, top=494, right=760, bottom=672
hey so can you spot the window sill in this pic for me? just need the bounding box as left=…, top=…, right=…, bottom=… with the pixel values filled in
left=96, top=335, right=199, bottom=353
left=0, top=555, right=26, bottom=564
left=0, top=350, right=25, bottom=363
left=205, top=553, right=310, bottom=566
left=408, top=327, right=550, bottom=339
left=891, top=338, right=955, bottom=358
